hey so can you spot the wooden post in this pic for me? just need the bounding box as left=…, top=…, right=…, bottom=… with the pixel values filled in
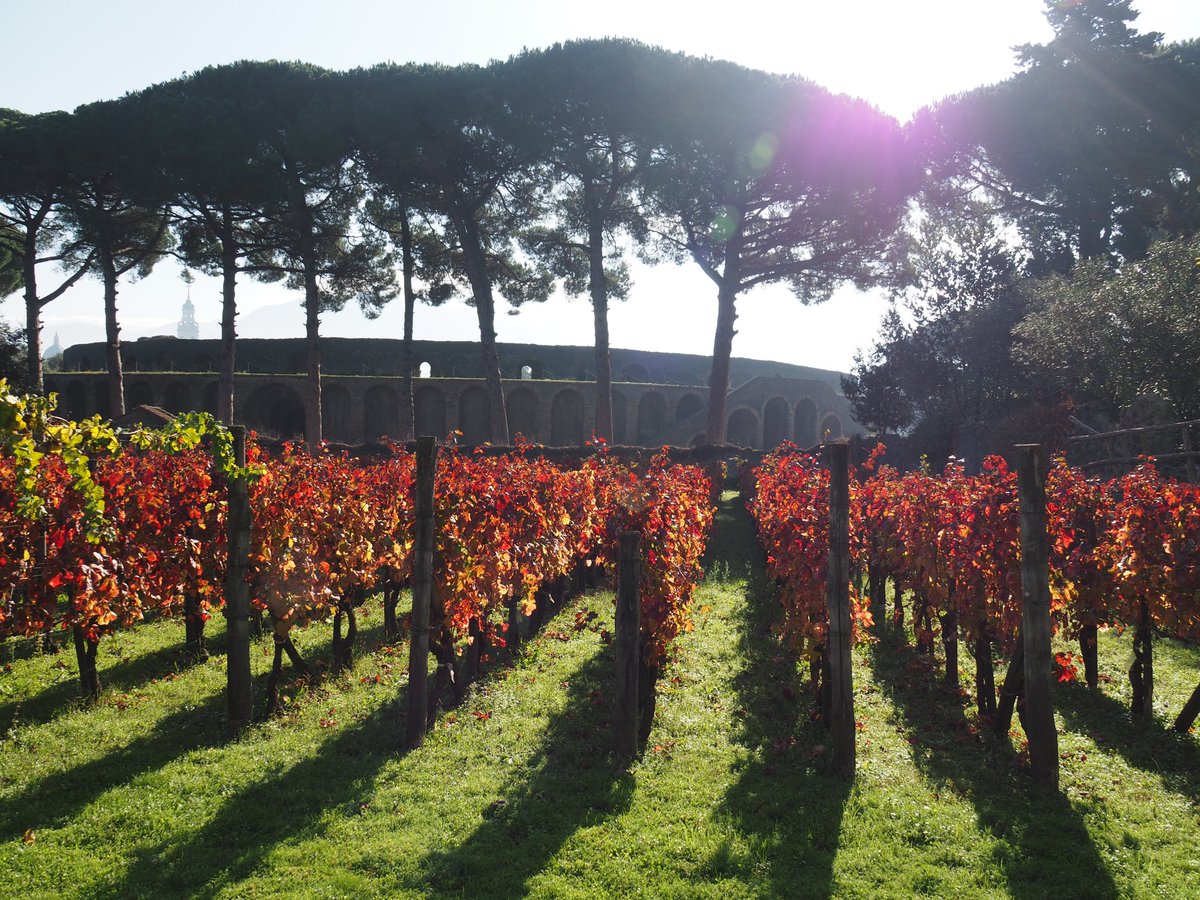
left=614, top=531, right=641, bottom=766
left=224, top=426, right=253, bottom=730
left=406, top=436, right=437, bottom=750
left=1016, top=444, right=1059, bottom=788
left=825, top=441, right=855, bottom=778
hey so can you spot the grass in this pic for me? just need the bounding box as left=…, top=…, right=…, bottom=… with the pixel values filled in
left=0, top=491, right=1198, bottom=897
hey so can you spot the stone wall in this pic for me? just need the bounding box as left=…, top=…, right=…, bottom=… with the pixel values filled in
left=45, top=370, right=860, bottom=450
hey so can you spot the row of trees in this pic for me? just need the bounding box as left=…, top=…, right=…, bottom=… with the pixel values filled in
left=845, top=0, right=1200, bottom=459
left=4, top=1, right=1196, bottom=455
left=0, top=41, right=912, bottom=447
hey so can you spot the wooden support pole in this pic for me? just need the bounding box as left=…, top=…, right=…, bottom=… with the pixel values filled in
left=825, top=441, right=855, bottom=779
left=615, top=531, right=641, bottom=766
left=1016, top=444, right=1059, bottom=788
left=406, top=436, right=437, bottom=751
left=224, top=426, right=253, bottom=731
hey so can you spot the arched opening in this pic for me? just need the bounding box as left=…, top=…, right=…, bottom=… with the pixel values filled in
left=363, top=384, right=400, bottom=444
left=794, top=398, right=818, bottom=447
left=418, top=361, right=432, bottom=378
left=244, top=383, right=305, bottom=442
left=762, top=396, right=789, bottom=450
left=127, top=380, right=154, bottom=410
left=611, top=390, right=627, bottom=444
left=61, top=381, right=87, bottom=420
left=414, top=385, right=446, bottom=440
left=637, top=392, right=667, bottom=445
left=727, top=407, right=759, bottom=448
left=506, top=388, right=539, bottom=442
left=550, top=389, right=584, bottom=445
left=322, top=383, right=354, bottom=444
left=93, top=382, right=110, bottom=420
left=520, top=365, right=533, bottom=380
left=675, top=392, right=704, bottom=423
left=164, top=381, right=192, bottom=414
left=458, top=386, right=492, bottom=445
left=820, top=413, right=843, bottom=440
left=201, top=382, right=219, bottom=416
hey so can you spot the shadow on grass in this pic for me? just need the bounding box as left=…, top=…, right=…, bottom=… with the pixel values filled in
left=710, top=491, right=850, bottom=897
left=869, top=636, right=1118, bottom=899
left=101, top=692, right=404, bottom=900
left=419, top=647, right=635, bottom=898
left=1056, top=677, right=1200, bottom=800
left=0, top=684, right=228, bottom=842
left=0, top=625, right=225, bottom=732
left=0, top=620, right=396, bottom=846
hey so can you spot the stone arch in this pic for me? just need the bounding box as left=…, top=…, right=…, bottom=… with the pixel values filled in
left=520, top=365, right=533, bottom=380
left=727, top=407, right=759, bottom=448
left=127, top=379, right=155, bottom=410
left=61, top=380, right=87, bottom=420
left=458, top=386, right=492, bottom=445
left=820, top=412, right=843, bottom=440
left=322, top=382, right=354, bottom=444
left=506, top=388, right=539, bottom=442
left=550, top=389, right=585, bottom=446
left=414, top=385, right=446, bottom=439
left=611, top=390, right=627, bottom=444
left=637, top=392, right=667, bottom=445
left=762, top=396, right=790, bottom=450
left=363, top=384, right=401, bottom=444
left=794, top=398, right=818, bottom=447
left=622, top=362, right=649, bottom=383
left=93, top=382, right=110, bottom=420
left=201, top=382, right=219, bottom=416
left=244, top=382, right=305, bottom=441
left=418, top=361, right=432, bottom=378
left=164, top=381, right=192, bottom=414
left=675, top=392, right=704, bottom=423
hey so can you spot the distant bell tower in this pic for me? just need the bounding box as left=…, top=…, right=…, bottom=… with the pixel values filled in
left=177, top=273, right=200, bottom=340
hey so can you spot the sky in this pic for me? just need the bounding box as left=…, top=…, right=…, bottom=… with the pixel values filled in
left=4, top=0, right=1199, bottom=374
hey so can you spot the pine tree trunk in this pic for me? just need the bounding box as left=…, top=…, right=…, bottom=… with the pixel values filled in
left=588, top=215, right=613, bottom=442
left=218, top=207, right=238, bottom=425
left=456, top=212, right=509, bottom=445
left=101, top=249, right=125, bottom=418
left=398, top=209, right=416, bottom=442
left=21, top=221, right=44, bottom=394
left=303, top=266, right=322, bottom=450
left=705, top=278, right=738, bottom=444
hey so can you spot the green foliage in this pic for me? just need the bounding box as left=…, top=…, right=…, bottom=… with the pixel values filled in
left=0, top=380, right=254, bottom=543
left=845, top=205, right=1033, bottom=453
left=1016, top=234, right=1200, bottom=419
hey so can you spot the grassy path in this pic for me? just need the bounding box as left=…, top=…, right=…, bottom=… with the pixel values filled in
left=1, top=491, right=1199, bottom=897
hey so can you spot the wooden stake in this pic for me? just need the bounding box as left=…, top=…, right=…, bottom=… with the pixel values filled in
left=825, top=441, right=855, bottom=778
left=406, top=436, right=437, bottom=750
left=224, top=426, right=253, bottom=730
left=615, top=531, right=641, bottom=766
left=1016, top=444, right=1059, bottom=788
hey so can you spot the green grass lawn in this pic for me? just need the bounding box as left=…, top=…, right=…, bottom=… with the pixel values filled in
left=1, top=491, right=1198, bottom=898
